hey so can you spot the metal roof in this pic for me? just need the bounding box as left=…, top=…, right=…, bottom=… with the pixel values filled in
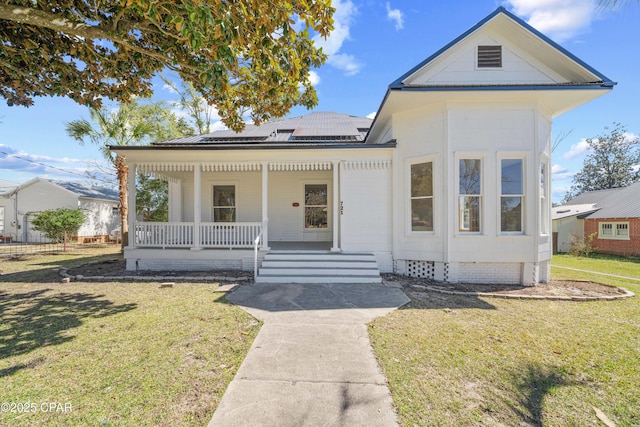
left=552, top=203, right=599, bottom=220
left=49, top=180, right=119, bottom=201
left=563, top=182, right=640, bottom=219
left=151, top=112, right=372, bottom=146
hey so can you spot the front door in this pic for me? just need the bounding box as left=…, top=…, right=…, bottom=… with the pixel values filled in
left=303, top=183, right=331, bottom=242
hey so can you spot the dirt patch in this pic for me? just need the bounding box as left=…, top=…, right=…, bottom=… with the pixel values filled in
left=429, top=280, right=626, bottom=297
left=66, top=259, right=249, bottom=279
left=383, top=275, right=631, bottom=299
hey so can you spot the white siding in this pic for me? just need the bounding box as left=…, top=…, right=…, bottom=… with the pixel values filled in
left=78, top=199, right=119, bottom=236
left=554, top=217, right=584, bottom=253
left=268, top=170, right=332, bottom=242
left=404, top=32, right=564, bottom=86
left=340, top=165, right=392, bottom=252
left=19, top=181, right=78, bottom=241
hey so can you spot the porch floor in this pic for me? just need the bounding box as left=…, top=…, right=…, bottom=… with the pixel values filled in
left=268, top=241, right=332, bottom=251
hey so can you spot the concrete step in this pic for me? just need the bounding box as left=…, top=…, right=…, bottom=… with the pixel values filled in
left=260, top=260, right=377, bottom=268
left=264, top=252, right=376, bottom=262
left=259, top=267, right=380, bottom=276
left=256, top=251, right=382, bottom=284
left=255, top=275, right=383, bottom=284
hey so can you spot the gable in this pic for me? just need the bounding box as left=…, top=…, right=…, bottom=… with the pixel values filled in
left=392, top=7, right=613, bottom=89
left=402, top=30, right=564, bottom=87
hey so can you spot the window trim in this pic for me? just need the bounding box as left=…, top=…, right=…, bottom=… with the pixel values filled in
left=499, top=157, right=525, bottom=235
left=456, top=154, right=484, bottom=235
left=406, top=155, right=437, bottom=236
left=598, top=221, right=630, bottom=240
left=212, top=184, right=237, bottom=223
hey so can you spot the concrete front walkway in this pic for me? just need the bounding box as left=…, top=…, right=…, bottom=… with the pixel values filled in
left=208, top=282, right=410, bottom=427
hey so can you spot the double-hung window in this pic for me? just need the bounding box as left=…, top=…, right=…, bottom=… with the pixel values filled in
left=501, top=159, right=524, bottom=233
left=305, top=184, right=328, bottom=229
left=213, top=185, right=236, bottom=222
left=410, top=162, right=434, bottom=232
left=599, top=222, right=629, bottom=239
left=459, top=159, right=481, bottom=232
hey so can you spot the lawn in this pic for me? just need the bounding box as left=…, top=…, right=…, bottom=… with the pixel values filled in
left=370, top=255, right=640, bottom=426
left=0, top=246, right=260, bottom=426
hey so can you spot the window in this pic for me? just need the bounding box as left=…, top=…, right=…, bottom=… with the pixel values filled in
left=459, top=159, right=481, bottom=232
left=540, top=161, right=549, bottom=234
left=213, top=185, right=236, bottom=222
left=477, top=45, right=502, bottom=68
left=501, top=159, right=523, bottom=232
left=305, top=184, right=328, bottom=229
left=599, top=222, right=630, bottom=240
left=410, top=162, right=434, bottom=232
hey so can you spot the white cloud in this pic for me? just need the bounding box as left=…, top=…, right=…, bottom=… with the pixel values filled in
left=561, top=131, right=639, bottom=160
left=308, top=70, right=321, bottom=86
left=366, top=111, right=377, bottom=119
left=506, top=0, right=598, bottom=42
left=562, top=138, right=590, bottom=159
left=551, top=164, right=574, bottom=180
left=0, top=144, right=95, bottom=180
left=327, top=53, right=362, bottom=76
left=313, top=0, right=362, bottom=75
left=386, top=3, right=404, bottom=30
left=162, top=83, right=179, bottom=95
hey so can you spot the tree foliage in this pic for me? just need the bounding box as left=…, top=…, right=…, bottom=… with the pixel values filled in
left=65, top=100, right=190, bottom=246
left=31, top=208, right=86, bottom=242
left=0, top=0, right=334, bottom=131
left=161, top=76, right=216, bottom=135
left=564, top=123, right=640, bottom=202
left=137, top=174, right=168, bottom=222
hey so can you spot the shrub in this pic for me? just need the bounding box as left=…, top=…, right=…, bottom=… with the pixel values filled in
left=31, top=208, right=86, bottom=243
left=569, top=232, right=597, bottom=258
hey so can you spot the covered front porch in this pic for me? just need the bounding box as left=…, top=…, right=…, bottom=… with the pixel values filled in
left=125, top=160, right=341, bottom=255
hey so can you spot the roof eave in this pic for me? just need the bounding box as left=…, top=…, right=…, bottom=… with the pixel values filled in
left=109, top=142, right=397, bottom=151
left=390, top=83, right=615, bottom=92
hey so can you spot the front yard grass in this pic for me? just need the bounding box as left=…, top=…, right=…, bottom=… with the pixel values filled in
left=0, top=247, right=260, bottom=426
left=370, top=255, right=640, bottom=426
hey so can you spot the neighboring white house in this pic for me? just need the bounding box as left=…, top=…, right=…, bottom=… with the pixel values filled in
left=0, top=178, right=120, bottom=243
left=110, top=7, right=614, bottom=285
left=552, top=204, right=600, bottom=253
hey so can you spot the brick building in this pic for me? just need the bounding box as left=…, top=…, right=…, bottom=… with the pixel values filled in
left=555, top=182, right=640, bottom=257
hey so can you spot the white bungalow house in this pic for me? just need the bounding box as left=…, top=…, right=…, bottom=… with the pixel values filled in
left=0, top=178, right=120, bottom=243
left=111, top=7, right=614, bottom=284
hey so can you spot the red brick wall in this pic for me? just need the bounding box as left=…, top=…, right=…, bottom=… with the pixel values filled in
left=584, top=218, right=640, bottom=257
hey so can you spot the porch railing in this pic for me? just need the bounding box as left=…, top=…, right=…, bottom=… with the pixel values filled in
left=134, top=221, right=265, bottom=249
left=254, top=219, right=269, bottom=280
left=135, top=222, right=193, bottom=247
left=201, top=222, right=262, bottom=248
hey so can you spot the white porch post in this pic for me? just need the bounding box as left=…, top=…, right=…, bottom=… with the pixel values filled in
left=261, top=161, right=269, bottom=250
left=127, top=162, right=137, bottom=248
left=331, top=160, right=340, bottom=252
left=191, top=164, right=202, bottom=250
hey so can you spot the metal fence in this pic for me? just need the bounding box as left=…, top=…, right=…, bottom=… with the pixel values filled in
left=0, top=233, right=66, bottom=257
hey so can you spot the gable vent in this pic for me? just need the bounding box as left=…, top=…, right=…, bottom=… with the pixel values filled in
left=477, top=45, right=502, bottom=68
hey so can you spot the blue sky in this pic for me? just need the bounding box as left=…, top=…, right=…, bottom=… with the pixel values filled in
left=1, top=0, right=638, bottom=203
